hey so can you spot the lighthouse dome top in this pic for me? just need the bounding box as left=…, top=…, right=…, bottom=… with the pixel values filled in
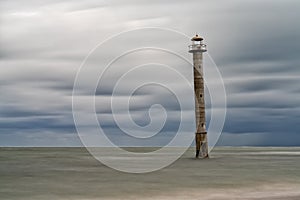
left=191, top=34, right=203, bottom=41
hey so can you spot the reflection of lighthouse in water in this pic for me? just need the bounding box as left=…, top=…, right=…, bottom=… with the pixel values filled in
left=188, top=34, right=209, bottom=158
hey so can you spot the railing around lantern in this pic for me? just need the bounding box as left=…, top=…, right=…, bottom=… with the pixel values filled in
left=188, top=44, right=207, bottom=52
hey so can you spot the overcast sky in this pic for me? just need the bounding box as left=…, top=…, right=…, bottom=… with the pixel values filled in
left=0, top=0, right=300, bottom=146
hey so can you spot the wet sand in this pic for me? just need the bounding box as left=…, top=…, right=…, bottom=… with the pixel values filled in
left=0, top=147, right=300, bottom=199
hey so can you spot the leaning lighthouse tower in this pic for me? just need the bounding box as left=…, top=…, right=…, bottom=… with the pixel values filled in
left=188, top=34, right=209, bottom=158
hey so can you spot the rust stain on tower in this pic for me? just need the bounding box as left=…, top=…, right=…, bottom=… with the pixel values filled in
left=188, top=34, right=209, bottom=158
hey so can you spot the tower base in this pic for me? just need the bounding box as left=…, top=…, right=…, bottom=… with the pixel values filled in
left=195, top=132, right=209, bottom=158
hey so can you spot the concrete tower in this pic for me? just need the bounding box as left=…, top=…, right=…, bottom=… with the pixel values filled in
left=188, top=34, right=208, bottom=158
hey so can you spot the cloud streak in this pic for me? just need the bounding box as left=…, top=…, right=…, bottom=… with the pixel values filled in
left=0, top=0, right=300, bottom=146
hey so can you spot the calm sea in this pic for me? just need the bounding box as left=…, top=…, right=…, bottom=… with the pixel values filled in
left=1, top=147, right=300, bottom=200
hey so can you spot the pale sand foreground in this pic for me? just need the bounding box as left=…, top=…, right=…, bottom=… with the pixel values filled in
left=0, top=147, right=300, bottom=200
left=105, top=184, right=300, bottom=200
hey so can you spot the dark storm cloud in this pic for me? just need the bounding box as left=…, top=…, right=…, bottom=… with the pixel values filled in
left=0, top=118, right=75, bottom=131
left=228, top=77, right=299, bottom=94
left=233, top=36, right=300, bottom=64
left=203, top=0, right=300, bottom=74
left=222, top=109, right=300, bottom=134
left=0, top=107, right=59, bottom=118
left=217, top=131, right=300, bottom=146
left=202, top=0, right=300, bottom=146
left=0, top=0, right=300, bottom=146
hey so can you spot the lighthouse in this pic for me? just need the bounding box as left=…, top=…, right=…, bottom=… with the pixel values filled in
left=188, top=34, right=209, bottom=158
